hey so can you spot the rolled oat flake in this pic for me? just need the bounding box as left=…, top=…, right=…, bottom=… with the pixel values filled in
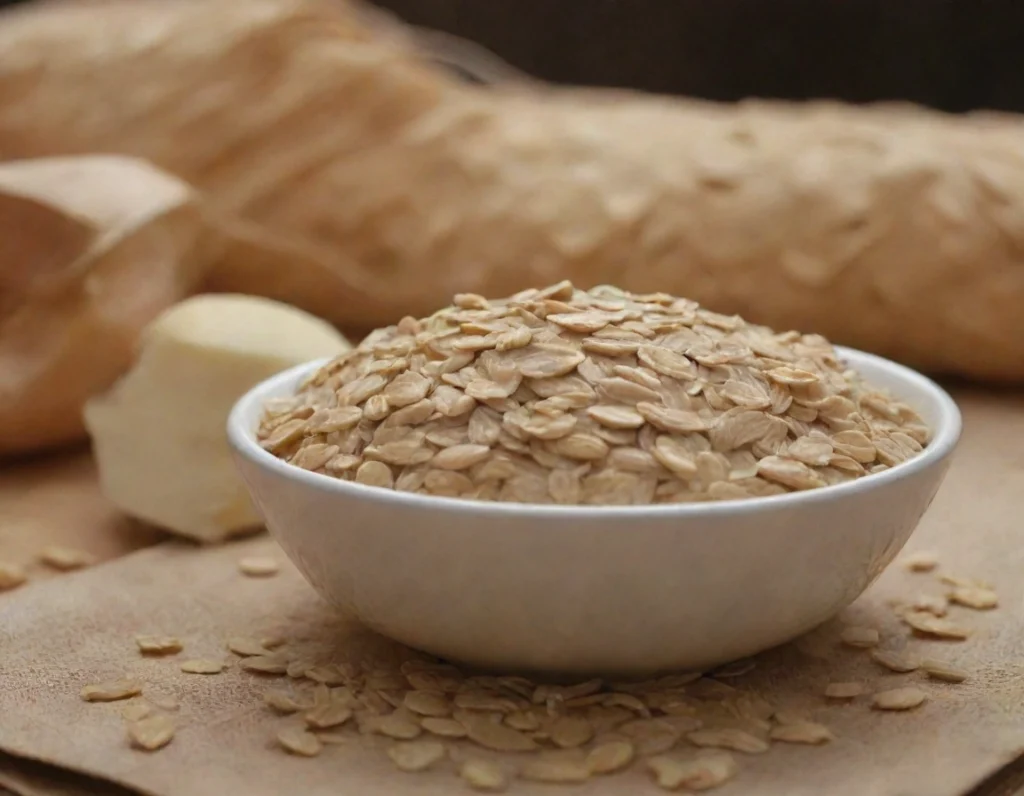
left=840, top=626, right=880, bottom=648
left=460, top=759, right=507, bottom=791
left=872, top=687, right=928, bottom=711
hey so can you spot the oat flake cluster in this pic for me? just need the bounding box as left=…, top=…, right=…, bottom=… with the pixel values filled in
left=77, top=556, right=990, bottom=791
left=258, top=282, right=930, bottom=504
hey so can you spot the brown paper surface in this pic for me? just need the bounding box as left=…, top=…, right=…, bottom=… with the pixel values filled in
left=1, top=390, right=1023, bottom=796
left=0, top=450, right=162, bottom=591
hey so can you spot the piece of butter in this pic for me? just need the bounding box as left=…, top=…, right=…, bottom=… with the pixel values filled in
left=84, top=294, right=350, bottom=542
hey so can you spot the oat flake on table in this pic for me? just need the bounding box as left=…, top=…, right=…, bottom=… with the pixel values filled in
left=0, top=561, right=27, bottom=591
left=257, top=282, right=930, bottom=506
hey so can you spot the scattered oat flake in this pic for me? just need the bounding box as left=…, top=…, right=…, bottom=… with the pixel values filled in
left=505, top=711, right=542, bottom=732
left=310, top=682, right=334, bottom=707
left=374, top=711, right=423, bottom=740
left=903, top=552, right=939, bottom=572
left=687, top=728, right=768, bottom=754
left=460, top=759, right=508, bottom=791
left=464, top=715, right=537, bottom=752
left=38, top=545, right=95, bottom=571
left=80, top=679, right=142, bottom=702
left=586, top=740, right=635, bottom=774
left=421, top=717, right=468, bottom=738
left=563, top=693, right=606, bottom=709
left=922, top=659, right=969, bottom=683
left=121, top=703, right=154, bottom=722
left=404, top=690, right=451, bottom=717
left=872, top=687, right=928, bottom=711
left=602, top=692, right=650, bottom=716
left=735, top=694, right=774, bottom=723
left=549, top=715, right=594, bottom=748
left=135, top=635, right=183, bottom=656
left=303, top=664, right=349, bottom=685
left=360, top=690, right=392, bottom=715
left=149, top=694, right=179, bottom=711
left=263, top=689, right=309, bottom=714
left=305, top=701, right=353, bottom=730
left=647, top=753, right=738, bottom=791
left=180, top=659, right=224, bottom=675
left=522, top=755, right=591, bottom=784
left=286, top=659, right=313, bottom=679
left=241, top=656, right=288, bottom=675
left=277, top=725, right=322, bottom=757
left=0, top=561, right=27, bottom=591
left=870, top=648, right=920, bottom=673
left=902, top=611, right=971, bottom=640
left=939, top=574, right=986, bottom=589
left=618, top=718, right=683, bottom=746
left=455, top=692, right=518, bottom=712
left=492, top=675, right=534, bottom=699
left=949, top=586, right=998, bottom=610
left=634, top=731, right=680, bottom=757
left=772, top=710, right=809, bottom=727
left=238, top=556, right=280, bottom=577
left=227, top=636, right=273, bottom=657
left=840, top=626, right=880, bottom=648
left=911, top=593, right=949, bottom=617
left=770, top=721, right=835, bottom=745
left=387, top=740, right=447, bottom=772
left=559, top=678, right=605, bottom=701
left=127, top=713, right=175, bottom=751
left=825, top=682, right=865, bottom=700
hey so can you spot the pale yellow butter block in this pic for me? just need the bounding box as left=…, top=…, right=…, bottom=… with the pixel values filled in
left=84, top=294, right=350, bottom=542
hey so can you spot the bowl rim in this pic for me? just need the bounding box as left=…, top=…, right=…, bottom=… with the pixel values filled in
left=228, top=346, right=962, bottom=519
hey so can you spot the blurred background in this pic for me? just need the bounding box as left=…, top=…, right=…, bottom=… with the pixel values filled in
left=383, top=0, right=1024, bottom=112
left=4, top=0, right=1022, bottom=112
left=325, top=0, right=1020, bottom=112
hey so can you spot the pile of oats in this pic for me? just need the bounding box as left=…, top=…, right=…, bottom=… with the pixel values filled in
left=253, top=650, right=771, bottom=790
left=258, top=282, right=930, bottom=505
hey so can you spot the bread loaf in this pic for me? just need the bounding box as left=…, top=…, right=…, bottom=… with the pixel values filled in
left=1, top=0, right=1023, bottom=380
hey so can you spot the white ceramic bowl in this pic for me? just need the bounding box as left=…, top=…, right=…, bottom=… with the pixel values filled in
left=228, top=347, right=961, bottom=677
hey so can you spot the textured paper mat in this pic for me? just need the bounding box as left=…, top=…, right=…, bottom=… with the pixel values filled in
left=0, top=391, right=1022, bottom=796
left=0, top=450, right=161, bottom=593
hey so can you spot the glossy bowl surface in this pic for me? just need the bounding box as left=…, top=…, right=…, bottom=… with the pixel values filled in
left=228, top=347, right=961, bottom=676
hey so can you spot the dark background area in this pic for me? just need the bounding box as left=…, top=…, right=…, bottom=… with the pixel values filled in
left=376, top=0, right=1024, bottom=114
left=2, top=0, right=1023, bottom=114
